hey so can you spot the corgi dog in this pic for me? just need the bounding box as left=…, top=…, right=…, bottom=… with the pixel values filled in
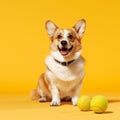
left=31, top=19, right=86, bottom=106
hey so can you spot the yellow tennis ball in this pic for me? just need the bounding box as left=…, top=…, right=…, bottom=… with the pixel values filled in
left=90, top=95, right=108, bottom=114
left=77, top=95, right=91, bottom=111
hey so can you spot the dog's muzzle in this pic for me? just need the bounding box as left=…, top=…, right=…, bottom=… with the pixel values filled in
left=57, top=45, right=73, bottom=56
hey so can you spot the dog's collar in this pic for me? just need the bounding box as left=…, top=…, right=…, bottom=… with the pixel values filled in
left=54, top=59, right=75, bottom=66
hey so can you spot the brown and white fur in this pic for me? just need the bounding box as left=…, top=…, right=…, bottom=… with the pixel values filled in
left=31, top=19, right=86, bottom=106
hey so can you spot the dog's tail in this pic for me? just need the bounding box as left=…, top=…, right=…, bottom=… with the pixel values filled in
left=30, top=89, right=40, bottom=100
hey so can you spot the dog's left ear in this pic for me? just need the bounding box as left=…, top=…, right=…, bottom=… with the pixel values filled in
left=45, top=20, right=58, bottom=38
left=73, top=19, right=86, bottom=38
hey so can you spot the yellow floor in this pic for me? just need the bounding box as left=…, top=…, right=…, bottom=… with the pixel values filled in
left=0, top=94, right=120, bottom=120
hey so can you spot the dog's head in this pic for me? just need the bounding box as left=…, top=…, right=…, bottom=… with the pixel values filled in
left=45, top=19, right=86, bottom=61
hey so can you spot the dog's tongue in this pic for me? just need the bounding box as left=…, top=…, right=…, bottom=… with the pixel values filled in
left=61, top=51, right=68, bottom=55
left=60, top=48, right=68, bottom=55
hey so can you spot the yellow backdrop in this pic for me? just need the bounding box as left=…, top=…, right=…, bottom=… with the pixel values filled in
left=0, top=0, right=120, bottom=94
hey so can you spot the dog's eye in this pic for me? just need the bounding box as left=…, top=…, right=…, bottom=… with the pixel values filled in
left=68, top=34, right=73, bottom=39
left=57, top=34, right=62, bottom=39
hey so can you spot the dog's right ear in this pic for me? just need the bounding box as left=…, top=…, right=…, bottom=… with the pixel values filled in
left=45, top=20, right=58, bottom=37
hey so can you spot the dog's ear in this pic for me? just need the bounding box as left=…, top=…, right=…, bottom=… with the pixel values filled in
left=45, top=20, right=58, bottom=37
left=73, top=19, right=86, bottom=38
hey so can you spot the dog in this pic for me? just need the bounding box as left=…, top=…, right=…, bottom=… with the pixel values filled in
left=31, top=19, right=86, bottom=106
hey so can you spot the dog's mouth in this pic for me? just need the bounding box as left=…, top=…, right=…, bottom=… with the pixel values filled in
left=57, top=45, right=73, bottom=56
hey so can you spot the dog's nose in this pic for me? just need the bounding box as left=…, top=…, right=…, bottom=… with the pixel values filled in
left=61, top=40, right=67, bottom=46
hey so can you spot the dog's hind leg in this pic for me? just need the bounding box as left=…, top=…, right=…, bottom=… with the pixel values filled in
left=37, top=74, right=51, bottom=102
left=30, top=89, right=40, bottom=100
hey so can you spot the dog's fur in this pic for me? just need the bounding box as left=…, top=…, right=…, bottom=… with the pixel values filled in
left=31, top=19, right=86, bottom=106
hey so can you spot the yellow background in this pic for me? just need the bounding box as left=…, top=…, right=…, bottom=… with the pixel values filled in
left=0, top=0, right=120, bottom=95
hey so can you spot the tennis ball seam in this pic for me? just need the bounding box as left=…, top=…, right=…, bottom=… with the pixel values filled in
left=81, top=98, right=91, bottom=110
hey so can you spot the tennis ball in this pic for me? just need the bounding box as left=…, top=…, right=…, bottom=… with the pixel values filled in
left=90, top=95, right=108, bottom=114
left=77, top=95, right=91, bottom=111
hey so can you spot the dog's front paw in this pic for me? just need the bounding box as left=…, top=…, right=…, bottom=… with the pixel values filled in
left=72, top=96, right=78, bottom=106
left=50, top=100, right=60, bottom=106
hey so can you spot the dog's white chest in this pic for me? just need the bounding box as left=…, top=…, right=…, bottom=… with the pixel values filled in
left=45, top=56, right=84, bottom=81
